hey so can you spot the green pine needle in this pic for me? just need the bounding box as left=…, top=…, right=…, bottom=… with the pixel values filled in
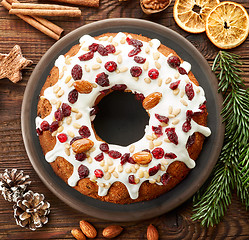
left=192, top=51, right=249, bottom=227
left=236, top=145, right=249, bottom=208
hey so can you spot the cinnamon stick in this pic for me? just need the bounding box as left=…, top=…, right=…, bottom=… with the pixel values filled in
left=9, top=9, right=82, bottom=17
left=8, top=0, right=64, bottom=36
left=12, top=3, right=79, bottom=10
left=32, top=16, right=64, bottom=36
left=1, top=0, right=61, bottom=40
left=45, top=0, right=99, bottom=8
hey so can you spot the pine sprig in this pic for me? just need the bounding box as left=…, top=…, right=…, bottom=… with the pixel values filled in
left=236, top=145, right=249, bottom=208
left=192, top=51, right=249, bottom=227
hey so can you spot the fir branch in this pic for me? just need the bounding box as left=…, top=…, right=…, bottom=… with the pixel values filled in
left=236, top=145, right=249, bottom=208
left=192, top=51, right=249, bottom=227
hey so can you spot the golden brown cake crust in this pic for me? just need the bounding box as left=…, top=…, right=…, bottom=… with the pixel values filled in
left=37, top=33, right=208, bottom=204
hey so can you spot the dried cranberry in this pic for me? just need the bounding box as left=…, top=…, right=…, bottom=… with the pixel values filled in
left=148, top=69, right=159, bottom=79
left=152, top=148, right=164, bottom=159
left=71, top=64, right=82, bottom=80
left=120, top=153, right=130, bottom=165
left=79, top=125, right=91, bottom=138
left=40, top=121, right=49, bottom=131
left=78, top=51, right=94, bottom=61
left=49, top=121, right=59, bottom=132
left=167, top=56, right=181, bottom=68
left=61, top=103, right=71, bottom=117
left=126, top=38, right=143, bottom=48
left=199, top=102, right=206, bottom=112
left=192, top=111, right=202, bottom=117
left=134, top=56, right=146, bottom=64
left=152, top=125, right=163, bottom=137
left=169, top=80, right=181, bottom=90
left=54, top=108, right=64, bottom=121
left=178, top=67, right=187, bottom=75
left=148, top=164, right=161, bottom=176
left=128, top=48, right=141, bottom=57
left=90, top=106, right=99, bottom=116
left=155, top=114, right=169, bottom=124
left=185, top=82, right=195, bottom=100
left=111, top=84, right=127, bottom=91
left=78, top=164, right=89, bottom=179
left=97, top=44, right=108, bottom=56
left=182, top=120, right=191, bottom=133
left=57, top=133, right=67, bottom=143
left=70, top=136, right=83, bottom=145
left=128, top=157, right=136, bottom=164
left=99, top=143, right=109, bottom=153
left=186, top=133, right=195, bottom=148
left=105, top=61, right=117, bottom=72
left=68, top=89, right=78, bottom=104
left=36, top=128, right=43, bottom=135
left=94, top=169, right=104, bottom=178
left=193, top=111, right=202, bottom=117
left=108, top=150, right=122, bottom=159
left=130, top=66, right=142, bottom=77
left=135, top=92, right=145, bottom=101
left=165, top=153, right=177, bottom=159
left=186, top=110, right=194, bottom=122
left=95, top=72, right=110, bottom=87
left=106, top=44, right=116, bottom=54
left=165, top=128, right=178, bottom=145
left=75, top=152, right=87, bottom=161
left=100, top=89, right=111, bottom=95
left=89, top=43, right=99, bottom=52
left=94, top=152, right=104, bottom=161
left=126, top=37, right=131, bottom=44
left=193, top=103, right=206, bottom=116
left=161, top=173, right=171, bottom=185
left=128, top=175, right=136, bottom=184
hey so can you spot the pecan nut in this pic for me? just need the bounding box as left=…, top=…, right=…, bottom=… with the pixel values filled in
left=140, top=0, right=171, bottom=14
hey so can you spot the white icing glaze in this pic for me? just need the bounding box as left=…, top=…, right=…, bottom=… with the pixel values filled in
left=36, top=32, right=211, bottom=200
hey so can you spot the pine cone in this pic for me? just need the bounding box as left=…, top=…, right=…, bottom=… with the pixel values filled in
left=13, top=190, right=50, bottom=231
left=0, top=169, right=31, bottom=202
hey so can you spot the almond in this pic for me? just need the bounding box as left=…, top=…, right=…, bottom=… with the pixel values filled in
left=147, top=224, right=159, bottom=240
left=142, top=92, right=162, bottom=110
left=102, top=225, right=123, bottom=238
left=79, top=220, right=97, bottom=239
left=72, top=138, right=94, bottom=153
left=71, top=228, right=86, bottom=240
left=73, top=80, right=93, bottom=94
left=132, top=151, right=152, bottom=165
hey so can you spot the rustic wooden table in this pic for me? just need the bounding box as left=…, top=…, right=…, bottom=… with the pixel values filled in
left=0, top=0, right=249, bottom=239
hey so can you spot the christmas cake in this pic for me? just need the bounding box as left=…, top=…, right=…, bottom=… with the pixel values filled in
left=36, top=32, right=211, bottom=204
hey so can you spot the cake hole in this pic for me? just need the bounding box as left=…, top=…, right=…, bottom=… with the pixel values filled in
left=93, top=91, right=149, bottom=146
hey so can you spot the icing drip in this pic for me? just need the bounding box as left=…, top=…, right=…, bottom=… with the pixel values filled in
left=36, top=32, right=211, bottom=199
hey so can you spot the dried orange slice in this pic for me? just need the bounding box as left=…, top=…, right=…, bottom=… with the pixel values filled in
left=206, top=1, right=249, bottom=49
left=173, top=0, right=220, bottom=33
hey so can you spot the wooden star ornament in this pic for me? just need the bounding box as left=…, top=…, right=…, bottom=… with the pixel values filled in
left=0, top=45, right=33, bottom=83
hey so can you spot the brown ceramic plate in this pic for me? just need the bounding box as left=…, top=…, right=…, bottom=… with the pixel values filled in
left=21, top=19, right=224, bottom=222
